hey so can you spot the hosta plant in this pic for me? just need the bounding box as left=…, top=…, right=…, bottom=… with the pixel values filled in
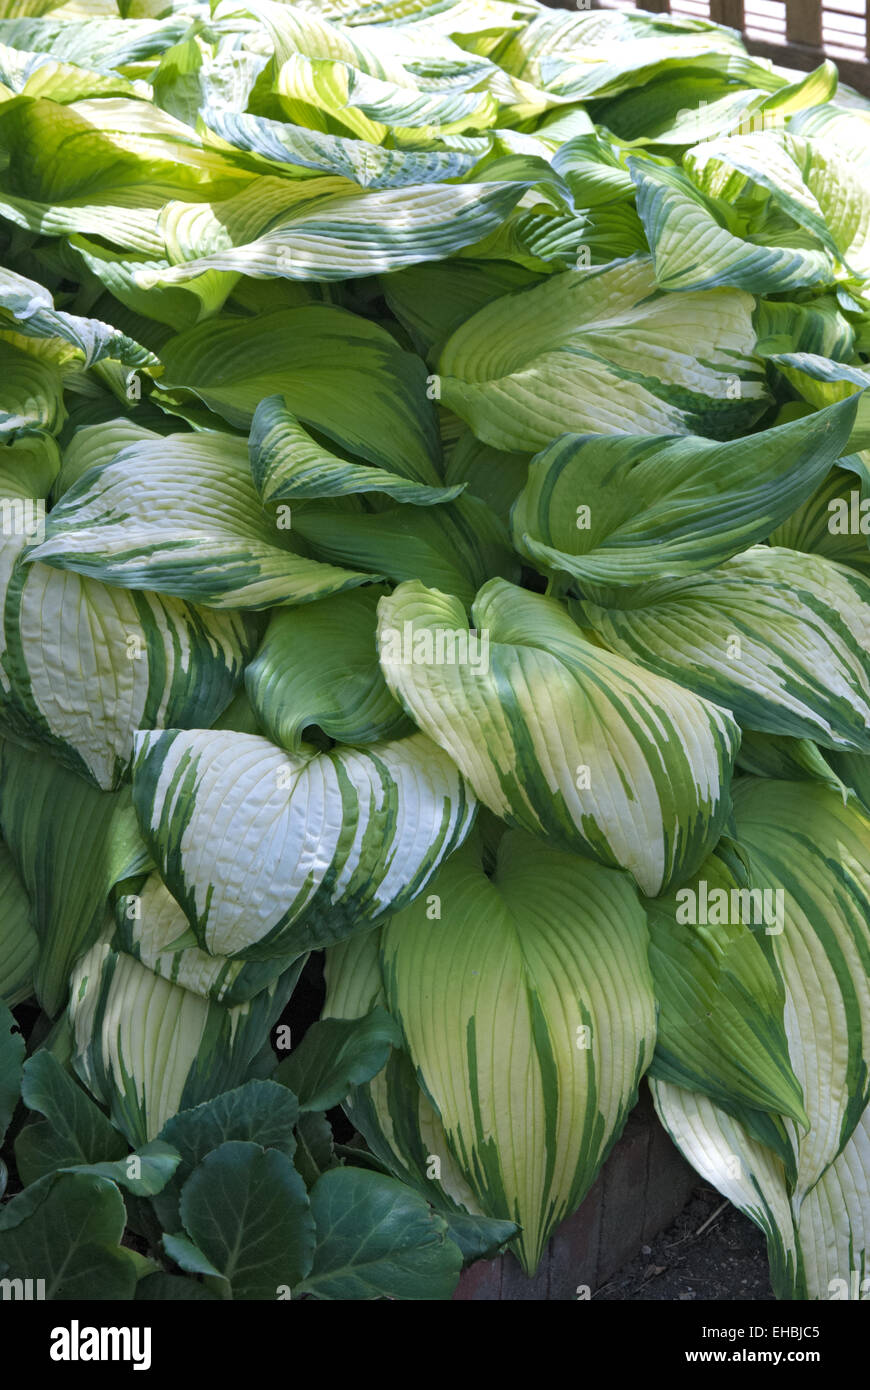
left=1, top=0, right=870, bottom=1302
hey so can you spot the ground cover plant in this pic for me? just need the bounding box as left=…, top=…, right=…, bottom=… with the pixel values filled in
left=1, top=0, right=870, bottom=1302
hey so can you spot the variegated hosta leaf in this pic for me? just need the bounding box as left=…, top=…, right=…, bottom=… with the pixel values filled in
left=596, top=63, right=836, bottom=148
left=323, top=930, right=492, bottom=1234
left=1, top=558, right=258, bottom=788
left=249, top=395, right=462, bottom=507
left=436, top=255, right=769, bottom=453
left=0, top=264, right=157, bottom=371
left=0, top=14, right=194, bottom=72
left=656, top=1079, right=870, bottom=1299
left=790, top=102, right=870, bottom=172
left=200, top=106, right=480, bottom=188
left=67, top=940, right=297, bottom=1145
left=288, top=492, right=519, bottom=608
left=734, top=778, right=870, bottom=1199
left=629, top=157, right=835, bottom=294
left=145, top=175, right=528, bottom=284
left=512, top=397, right=857, bottom=587
left=651, top=1079, right=803, bottom=1299
left=381, top=831, right=656, bottom=1273
left=380, top=258, right=543, bottom=360
left=754, top=295, right=855, bottom=365
left=824, top=748, right=870, bottom=816
left=0, top=178, right=167, bottom=258
left=685, top=132, right=870, bottom=281
left=0, top=839, right=38, bottom=1007
left=131, top=727, right=476, bottom=960
left=763, top=352, right=870, bottom=412
left=219, top=0, right=418, bottom=87
left=0, top=89, right=252, bottom=208
left=646, top=842, right=806, bottom=1127
left=156, top=304, right=440, bottom=478
left=797, top=1101, right=870, bottom=1300
left=25, top=430, right=375, bottom=609
left=244, top=586, right=412, bottom=752
left=0, top=437, right=58, bottom=689
left=114, top=872, right=298, bottom=1006
left=495, top=6, right=749, bottom=99
left=52, top=418, right=161, bottom=500
left=0, top=429, right=59, bottom=502
left=584, top=547, right=870, bottom=752
left=377, top=578, right=739, bottom=896
left=460, top=195, right=643, bottom=276
left=273, top=52, right=498, bottom=141
left=550, top=131, right=636, bottom=205
left=769, top=459, right=870, bottom=576
left=63, top=235, right=238, bottom=336
left=0, top=339, right=66, bottom=441
left=736, top=730, right=850, bottom=799
left=0, top=741, right=149, bottom=1016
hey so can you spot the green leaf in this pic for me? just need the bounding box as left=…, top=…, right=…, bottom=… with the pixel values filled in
left=0, top=842, right=37, bottom=1007
left=136, top=1271, right=220, bottom=1300
left=275, top=1007, right=402, bottom=1111
left=0, top=1171, right=138, bottom=1300
left=249, top=395, right=462, bottom=507
left=0, top=1000, right=24, bottom=1146
left=0, top=741, right=148, bottom=1016
left=244, top=587, right=412, bottom=752
left=50, top=1142, right=181, bottom=1196
left=440, top=1211, right=519, bottom=1264
left=156, top=1079, right=300, bottom=1213
left=646, top=843, right=806, bottom=1126
left=512, top=397, right=858, bottom=587
left=178, top=1140, right=315, bottom=1300
left=293, top=1110, right=336, bottom=1188
left=15, top=1050, right=127, bottom=1185
left=162, top=1230, right=227, bottom=1285
left=156, top=304, right=439, bottom=477
left=291, top=494, right=519, bottom=607
left=296, top=1167, right=462, bottom=1300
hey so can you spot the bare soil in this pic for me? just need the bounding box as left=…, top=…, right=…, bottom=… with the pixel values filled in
left=595, top=1185, right=774, bottom=1301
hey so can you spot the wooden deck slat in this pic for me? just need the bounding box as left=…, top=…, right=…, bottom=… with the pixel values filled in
left=786, top=0, right=824, bottom=45
left=594, top=0, right=870, bottom=93
left=710, top=0, right=746, bottom=27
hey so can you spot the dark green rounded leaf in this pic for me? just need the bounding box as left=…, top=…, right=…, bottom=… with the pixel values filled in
left=179, top=1140, right=314, bottom=1300
left=297, top=1168, right=462, bottom=1301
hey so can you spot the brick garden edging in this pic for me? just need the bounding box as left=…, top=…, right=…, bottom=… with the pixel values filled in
left=453, top=1085, right=697, bottom=1299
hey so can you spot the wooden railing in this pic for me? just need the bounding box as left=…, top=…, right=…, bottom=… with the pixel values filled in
left=585, top=0, right=870, bottom=95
